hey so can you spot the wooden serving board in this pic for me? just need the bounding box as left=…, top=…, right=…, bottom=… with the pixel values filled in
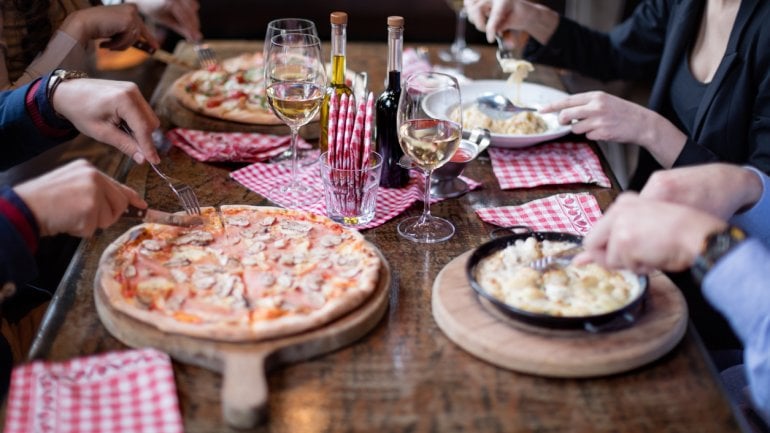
left=432, top=251, right=688, bottom=378
left=94, top=251, right=391, bottom=429
left=156, top=80, right=320, bottom=139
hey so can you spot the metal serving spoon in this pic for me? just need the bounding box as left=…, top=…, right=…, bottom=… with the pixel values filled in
left=476, top=92, right=537, bottom=120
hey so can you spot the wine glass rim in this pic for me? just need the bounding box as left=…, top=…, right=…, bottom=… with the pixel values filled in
left=404, top=71, right=460, bottom=88
left=270, top=33, right=322, bottom=47
left=266, top=17, right=317, bottom=31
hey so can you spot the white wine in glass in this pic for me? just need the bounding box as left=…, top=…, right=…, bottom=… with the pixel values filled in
left=264, top=18, right=320, bottom=164
left=439, top=0, right=480, bottom=64
left=264, top=33, right=326, bottom=207
left=399, top=119, right=462, bottom=170
left=397, top=72, right=462, bottom=243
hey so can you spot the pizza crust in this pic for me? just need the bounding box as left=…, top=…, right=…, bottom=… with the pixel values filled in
left=97, top=206, right=382, bottom=342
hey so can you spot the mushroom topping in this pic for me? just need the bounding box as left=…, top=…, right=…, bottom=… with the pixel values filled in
left=226, top=216, right=250, bottom=227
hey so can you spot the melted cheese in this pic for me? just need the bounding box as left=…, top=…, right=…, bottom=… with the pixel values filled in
left=475, top=238, right=642, bottom=317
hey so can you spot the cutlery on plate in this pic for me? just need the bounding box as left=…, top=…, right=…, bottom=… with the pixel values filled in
left=476, top=92, right=537, bottom=120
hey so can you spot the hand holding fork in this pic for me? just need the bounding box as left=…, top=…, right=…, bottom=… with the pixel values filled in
left=117, top=121, right=201, bottom=215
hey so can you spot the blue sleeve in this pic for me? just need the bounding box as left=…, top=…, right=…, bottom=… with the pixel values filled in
left=0, top=188, right=39, bottom=288
left=523, top=0, right=669, bottom=82
left=703, top=239, right=770, bottom=425
left=730, top=168, right=770, bottom=248
left=0, top=76, right=76, bottom=171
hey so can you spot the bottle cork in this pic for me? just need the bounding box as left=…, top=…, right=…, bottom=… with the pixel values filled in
left=387, top=16, right=404, bottom=27
left=330, top=11, right=348, bottom=25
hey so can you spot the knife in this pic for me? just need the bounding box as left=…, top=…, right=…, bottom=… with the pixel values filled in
left=124, top=205, right=203, bottom=227
left=132, top=40, right=196, bottom=70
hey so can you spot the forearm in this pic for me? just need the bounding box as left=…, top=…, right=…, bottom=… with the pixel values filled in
left=639, top=111, right=689, bottom=168
left=731, top=168, right=770, bottom=248
left=11, top=31, right=85, bottom=89
left=0, top=75, right=78, bottom=170
left=703, top=240, right=770, bottom=424
left=0, top=187, right=40, bottom=289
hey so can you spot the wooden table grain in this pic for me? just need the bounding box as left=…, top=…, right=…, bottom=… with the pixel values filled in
left=16, top=41, right=745, bottom=433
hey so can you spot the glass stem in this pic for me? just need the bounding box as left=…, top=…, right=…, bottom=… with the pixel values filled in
left=452, top=8, right=468, bottom=52
left=289, top=126, right=299, bottom=184
left=419, top=169, right=433, bottom=225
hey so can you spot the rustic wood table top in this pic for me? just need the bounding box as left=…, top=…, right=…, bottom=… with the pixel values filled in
left=14, top=41, right=745, bottom=433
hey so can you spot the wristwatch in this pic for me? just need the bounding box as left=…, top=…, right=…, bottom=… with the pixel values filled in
left=47, top=69, right=89, bottom=116
left=691, top=225, right=746, bottom=284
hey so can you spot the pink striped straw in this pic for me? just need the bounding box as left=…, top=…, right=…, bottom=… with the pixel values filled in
left=343, top=94, right=356, bottom=172
left=335, top=93, right=349, bottom=170
left=349, top=96, right=366, bottom=170
left=361, top=92, right=374, bottom=168
left=327, top=93, right=338, bottom=164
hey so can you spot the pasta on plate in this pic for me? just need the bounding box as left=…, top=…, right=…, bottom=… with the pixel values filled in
left=452, top=104, right=548, bottom=135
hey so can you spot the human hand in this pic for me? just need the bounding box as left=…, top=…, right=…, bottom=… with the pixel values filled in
left=465, top=0, right=558, bottom=44
left=128, top=0, right=202, bottom=42
left=541, top=91, right=687, bottom=167
left=573, top=193, right=727, bottom=274
left=53, top=78, right=161, bottom=165
left=13, top=159, right=147, bottom=238
left=60, top=4, right=158, bottom=51
left=640, top=164, right=764, bottom=219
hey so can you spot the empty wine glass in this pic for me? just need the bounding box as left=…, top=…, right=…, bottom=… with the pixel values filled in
left=439, top=0, right=480, bottom=64
left=264, top=33, right=326, bottom=207
left=397, top=71, right=463, bottom=243
left=264, top=18, right=320, bottom=164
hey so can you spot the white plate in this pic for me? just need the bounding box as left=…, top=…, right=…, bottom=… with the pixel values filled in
left=453, top=80, right=572, bottom=148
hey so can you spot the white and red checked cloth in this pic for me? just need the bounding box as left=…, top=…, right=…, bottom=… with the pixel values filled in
left=476, top=193, right=602, bottom=236
left=167, top=128, right=312, bottom=163
left=489, top=142, right=611, bottom=189
left=4, top=348, right=182, bottom=433
left=230, top=162, right=481, bottom=230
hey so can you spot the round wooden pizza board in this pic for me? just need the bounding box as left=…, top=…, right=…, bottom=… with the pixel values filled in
left=432, top=251, right=688, bottom=378
left=157, top=86, right=320, bottom=139
left=94, top=249, right=391, bottom=429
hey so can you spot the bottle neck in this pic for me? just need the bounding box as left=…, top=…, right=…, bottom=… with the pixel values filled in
left=386, top=26, right=403, bottom=90
left=331, top=23, right=347, bottom=85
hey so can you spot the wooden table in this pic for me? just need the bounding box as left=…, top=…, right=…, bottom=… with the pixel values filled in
left=17, top=41, right=746, bottom=433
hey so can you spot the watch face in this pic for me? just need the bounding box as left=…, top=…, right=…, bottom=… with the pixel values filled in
left=692, top=226, right=746, bottom=284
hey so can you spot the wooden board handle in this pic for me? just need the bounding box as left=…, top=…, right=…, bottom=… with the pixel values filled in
left=222, top=351, right=268, bottom=428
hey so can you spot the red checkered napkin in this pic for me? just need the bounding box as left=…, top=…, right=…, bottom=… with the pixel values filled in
left=230, top=162, right=481, bottom=230
left=167, top=128, right=312, bottom=163
left=476, top=193, right=602, bottom=236
left=489, top=142, right=611, bottom=189
left=4, top=348, right=182, bottom=433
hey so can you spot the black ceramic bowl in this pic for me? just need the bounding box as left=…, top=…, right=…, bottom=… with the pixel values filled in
left=466, top=231, right=648, bottom=333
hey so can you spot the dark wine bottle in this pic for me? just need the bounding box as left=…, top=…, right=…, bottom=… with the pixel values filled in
left=376, top=16, right=409, bottom=188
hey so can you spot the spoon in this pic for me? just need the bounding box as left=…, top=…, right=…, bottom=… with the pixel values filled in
left=476, top=92, right=536, bottom=120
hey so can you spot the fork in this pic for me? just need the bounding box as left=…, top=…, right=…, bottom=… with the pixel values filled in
left=529, top=245, right=584, bottom=272
left=193, top=42, right=218, bottom=68
left=495, top=34, right=516, bottom=61
left=147, top=162, right=201, bottom=216
left=117, top=122, right=201, bottom=215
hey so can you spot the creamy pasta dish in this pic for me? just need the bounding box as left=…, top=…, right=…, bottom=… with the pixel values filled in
left=456, top=104, right=548, bottom=135
left=473, top=238, right=642, bottom=317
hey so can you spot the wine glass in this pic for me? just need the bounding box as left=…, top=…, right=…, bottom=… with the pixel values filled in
left=439, top=0, right=481, bottom=64
left=397, top=71, right=463, bottom=243
left=264, top=33, right=326, bottom=207
left=264, top=18, right=319, bottom=164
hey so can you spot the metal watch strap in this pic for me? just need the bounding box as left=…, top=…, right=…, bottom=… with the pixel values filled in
left=47, top=69, right=89, bottom=117
left=691, top=225, right=746, bottom=284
